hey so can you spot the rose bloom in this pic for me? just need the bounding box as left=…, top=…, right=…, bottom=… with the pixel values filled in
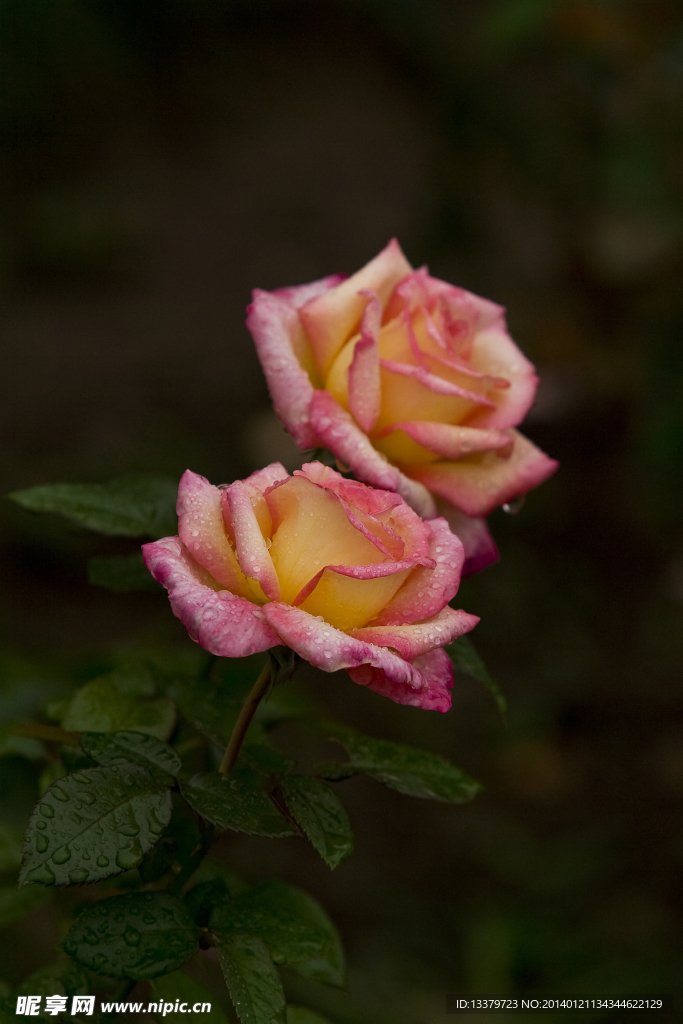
left=247, top=239, right=558, bottom=574
left=142, top=461, right=478, bottom=712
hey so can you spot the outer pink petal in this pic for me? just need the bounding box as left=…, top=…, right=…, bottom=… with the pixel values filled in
left=224, top=481, right=280, bottom=601
left=309, top=390, right=437, bottom=518
left=246, top=275, right=342, bottom=449
left=348, top=291, right=382, bottom=433
left=261, top=602, right=426, bottom=691
left=371, top=517, right=464, bottom=626
left=437, top=503, right=499, bottom=577
left=142, top=536, right=280, bottom=657
left=349, top=606, right=479, bottom=660
left=176, top=469, right=250, bottom=596
left=382, top=421, right=512, bottom=459
left=467, top=324, right=539, bottom=430
left=347, top=647, right=454, bottom=712
left=241, top=462, right=290, bottom=495
left=407, top=429, right=559, bottom=517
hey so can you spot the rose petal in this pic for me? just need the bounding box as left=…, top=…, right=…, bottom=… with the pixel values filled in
left=348, top=291, right=382, bottom=433
left=261, top=601, right=426, bottom=690
left=177, top=470, right=252, bottom=598
left=437, top=503, right=499, bottom=577
left=309, top=390, right=437, bottom=518
left=371, top=517, right=464, bottom=626
left=224, top=481, right=281, bottom=601
left=349, top=605, right=479, bottom=660
left=300, top=239, right=413, bottom=378
left=246, top=275, right=343, bottom=449
left=467, top=324, right=538, bottom=429
left=379, top=421, right=513, bottom=461
left=346, top=647, right=454, bottom=712
left=242, top=462, right=290, bottom=494
left=405, top=429, right=559, bottom=517
left=142, top=537, right=279, bottom=657
left=379, top=359, right=496, bottom=407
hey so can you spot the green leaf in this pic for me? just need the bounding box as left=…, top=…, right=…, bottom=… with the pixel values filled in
left=217, top=934, right=286, bottom=1024
left=88, top=552, right=162, bottom=592
left=63, top=891, right=199, bottom=980
left=326, top=727, right=482, bottom=803
left=62, top=666, right=176, bottom=740
left=210, top=881, right=341, bottom=971
left=181, top=768, right=295, bottom=838
left=279, top=775, right=353, bottom=869
left=0, top=885, right=51, bottom=927
left=287, top=1008, right=333, bottom=1024
left=20, top=765, right=172, bottom=886
left=80, top=731, right=181, bottom=776
left=446, top=635, right=507, bottom=715
left=9, top=475, right=178, bottom=538
left=152, top=971, right=230, bottom=1023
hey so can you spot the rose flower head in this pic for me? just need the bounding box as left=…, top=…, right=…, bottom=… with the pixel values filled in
left=142, top=461, right=478, bottom=712
left=247, top=239, right=558, bottom=574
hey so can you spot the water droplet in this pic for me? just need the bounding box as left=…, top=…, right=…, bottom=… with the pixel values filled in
left=97, top=854, right=110, bottom=867
left=52, top=845, right=71, bottom=864
left=123, top=927, right=141, bottom=947
left=40, top=804, right=54, bottom=818
left=69, top=867, right=89, bottom=884
left=36, top=834, right=49, bottom=853
left=82, top=849, right=91, bottom=860
left=191, top=529, right=199, bottom=537
left=502, top=495, right=525, bottom=515
left=118, top=822, right=140, bottom=838
left=36, top=820, right=47, bottom=830
left=116, top=840, right=142, bottom=870
left=80, top=792, right=96, bottom=805
left=92, top=953, right=107, bottom=969
left=147, top=809, right=165, bottom=834
left=27, top=863, right=55, bottom=885
left=51, top=786, right=69, bottom=802
left=84, top=928, right=99, bottom=945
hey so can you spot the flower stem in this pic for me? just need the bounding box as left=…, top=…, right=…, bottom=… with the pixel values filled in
left=218, top=659, right=272, bottom=776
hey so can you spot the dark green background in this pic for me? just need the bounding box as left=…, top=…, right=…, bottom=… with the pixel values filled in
left=2, top=1, right=683, bottom=1019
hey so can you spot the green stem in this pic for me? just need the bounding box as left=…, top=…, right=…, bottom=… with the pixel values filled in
left=168, top=825, right=219, bottom=897
left=218, top=659, right=272, bottom=776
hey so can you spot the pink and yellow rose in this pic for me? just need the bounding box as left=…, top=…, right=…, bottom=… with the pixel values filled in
left=142, top=461, right=478, bottom=712
left=247, top=239, right=558, bottom=573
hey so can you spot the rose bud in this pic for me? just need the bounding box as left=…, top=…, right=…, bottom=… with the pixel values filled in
left=142, top=462, right=479, bottom=713
left=246, top=239, right=558, bottom=575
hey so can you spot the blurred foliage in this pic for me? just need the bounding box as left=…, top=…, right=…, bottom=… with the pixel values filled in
left=2, top=0, right=683, bottom=1020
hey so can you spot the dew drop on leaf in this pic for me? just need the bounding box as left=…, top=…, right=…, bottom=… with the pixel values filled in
left=124, top=927, right=141, bottom=947
left=40, top=804, right=54, bottom=818
left=36, top=834, right=49, bottom=853
left=69, top=868, right=90, bottom=884
left=51, top=787, right=69, bottom=802
left=36, top=820, right=47, bottom=830
left=52, top=845, right=72, bottom=864
left=27, top=863, right=55, bottom=885
left=116, top=840, right=143, bottom=870
left=97, top=855, right=109, bottom=867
